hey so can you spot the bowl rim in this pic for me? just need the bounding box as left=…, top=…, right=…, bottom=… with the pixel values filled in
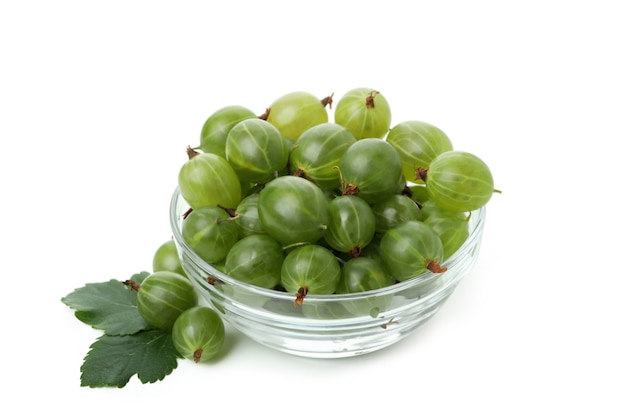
left=169, top=186, right=486, bottom=303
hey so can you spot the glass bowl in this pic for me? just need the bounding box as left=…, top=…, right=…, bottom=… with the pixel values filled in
left=170, top=187, right=486, bottom=358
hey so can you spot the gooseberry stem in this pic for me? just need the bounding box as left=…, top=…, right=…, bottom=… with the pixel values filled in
left=186, top=146, right=200, bottom=160
left=258, top=108, right=270, bottom=120
left=182, top=207, right=193, bottom=219
left=293, top=167, right=307, bottom=179
left=294, top=286, right=308, bottom=307
left=122, top=279, right=141, bottom=292
left=217, top=204, right=237, bottom=218
left=320, top=93, right=334, bottom=109
left=365, top=91, right=380, bottom=109
left=333, top=165, right=359, bottom=196
left=426, top=261, right=447, bottom=273
left=415, top=167, right=428, bottom=182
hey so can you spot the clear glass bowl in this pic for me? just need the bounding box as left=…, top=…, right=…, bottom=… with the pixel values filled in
left=170, top=187, right=486, bottom=358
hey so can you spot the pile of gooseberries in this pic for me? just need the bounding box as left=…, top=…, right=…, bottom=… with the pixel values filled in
left=180, top=87, right=498, bottom=306
left=143, top=87, right=497, bottom=363
left=128, top=265, right=225, bottom=364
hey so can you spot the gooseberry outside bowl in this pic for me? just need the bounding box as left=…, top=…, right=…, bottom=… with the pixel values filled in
left=170, top=187, right=486, bottom=359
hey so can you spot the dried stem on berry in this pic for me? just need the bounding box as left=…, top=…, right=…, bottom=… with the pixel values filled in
left=258, top=108, right=270, bottom=120
left=426, top=260, right=447, bottom=273
left=415, top=167, right=428, bottom=182
left=217, top=204, right=237, bottom=218
left=342, top=183, right=359, bottom=196
left=186, top=146, right=200, bottom=160
left=348, top=246, right=362, bottom=258
left=293, top=167, right=308, bottom=179
left=193, top=349, right=203, bottom=363
left=182, top=207, right=193, bottom=219
left=206, top=276, right=223, bottom=286
left=365, top=91, right=380, bottom=109
left=320, top=93, right=334, bottom=109
left=122, top=280, right=141, bottom=292
left=294, top=286, right=308, bottom=307
left=334, top=165, right=359, bottom=196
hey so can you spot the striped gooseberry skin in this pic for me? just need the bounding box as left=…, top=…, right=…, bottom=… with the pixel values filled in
left=182, top=206, right=239, bottom=265
left=324, top=195, right=376, bottom=256
left=137, top=271, right=198, bottom=330
left=379, top=220, right=446, bottom=282
left=224, top=234, right=285, bottom=289
left=338, top=138, right=403, bottom=204
left=336, top=256, right=393, bottom=294
left=152, top=239, right=186, bottom=277
left=280, top=244, right=341, bottom=306
left=225, top=118, right=288, bottom=184
left=424, top=150, right=494, bottom=213
left=334, top=88, right=391, bottom=139
left=178, top=151, right=242, bottom=210
left=199, top=105, right=257, bottom=158
left=172, top=306, right=225, bottom=363
left=385, top=120, right=454, bottom=184
left=289, top=122, right=357, bottom=190
left=265, top=91, right=330, bottom=141
left=335, top=256, right=394, bottom=318
left=233, top=193, right=266, bottom=238
left=258, top=176, right=330, bottom=246
left=371, top=194, right=423, bottom=234
left=422, top=207, right=470, bottom=260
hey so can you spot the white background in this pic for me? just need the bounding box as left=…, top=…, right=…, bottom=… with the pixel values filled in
left=1, top=0, right=624, bottom=415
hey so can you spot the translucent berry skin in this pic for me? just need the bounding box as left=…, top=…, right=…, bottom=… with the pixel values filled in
left=425, top=150, right=494, bottom=213
left=371, top=194, right=423, bottom=234
left=266, top=91, right=329, bottom=141
left=419, top=199, right=471, bottom=259
left=424, top=211, right=469, bottom=260
left=258, top=176, right=330, bottom=246
left=334, top=88, right=392, bottom=139
left=385, top=120, right=454, bottom=184
left=280, top=244, right=341, bottom=300
left=225, top=118, right=288, bottom=184
left=335, top=256, right=394, bottom=318
left=324, top=195, right=376, bottom=256
left=172, top=306, right=225, bottom=363
left=137, top=271, right=198, bottom=330
left=199, top=105, right=257, bottom=158
left=182, top=206, right=239, bottom=265
left=234, top=193, right=266, bottom=237
left=288, top=122, right=357, bottom=190
left=338, top=138, right=403, bottom=204
left=152, top=239, right=186, bottom=277
left=336, top=256, right=393, bottom=294
left=379, top=221, right=445, bottom=282
left=225, top=234, right=284, bottom=289
left=178, top=152, right=242, bottom=210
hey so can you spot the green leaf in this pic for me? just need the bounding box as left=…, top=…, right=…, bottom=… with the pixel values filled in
left=61, top=271, right=151, bottom=335
left=80, top=330, right=181, bottom=388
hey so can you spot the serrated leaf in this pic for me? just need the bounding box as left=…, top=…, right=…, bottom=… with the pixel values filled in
left=80, top=330, right=181, bottom=388
left=61, top=271, right=151, bottom=335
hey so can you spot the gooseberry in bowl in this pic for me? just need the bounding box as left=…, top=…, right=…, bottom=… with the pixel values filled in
left=169, top=186, right=486, bottom=358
